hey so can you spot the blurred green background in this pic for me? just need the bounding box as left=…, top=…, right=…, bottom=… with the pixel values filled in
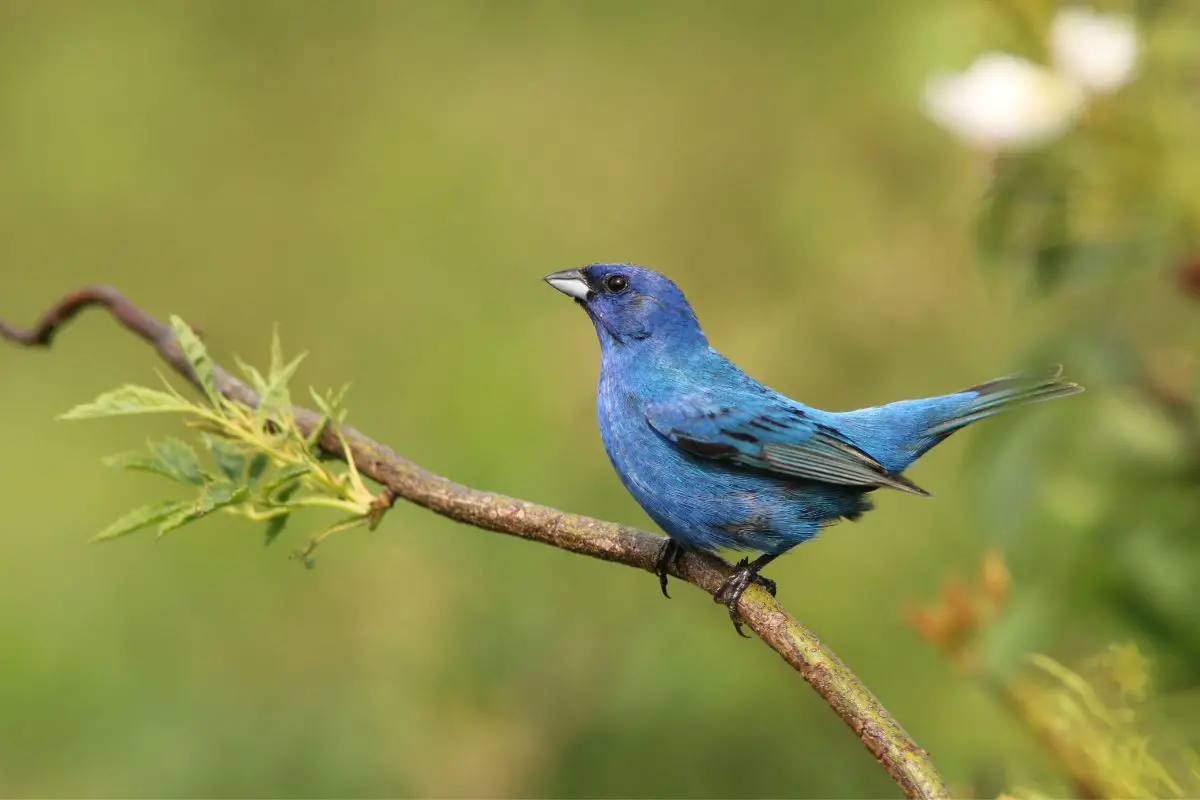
left=1, top=1, right=1196, bottom=797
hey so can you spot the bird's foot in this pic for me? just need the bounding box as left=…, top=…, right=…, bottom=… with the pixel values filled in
left=714, top=557, right=777, bottom=637
left=655, top=539, right=686, bottom=599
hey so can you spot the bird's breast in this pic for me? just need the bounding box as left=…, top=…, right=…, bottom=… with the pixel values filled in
left=596, top=373, right=667, bottom=488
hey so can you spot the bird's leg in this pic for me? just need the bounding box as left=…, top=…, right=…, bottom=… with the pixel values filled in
left=654, top=538, right=686, bottom=599
left=714, top=553, right=780, bottom=637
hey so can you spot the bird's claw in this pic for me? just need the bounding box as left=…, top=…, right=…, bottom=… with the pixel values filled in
left=714, top=557, right=777, bottom=637
left=654, top=538, right=685, bottom=599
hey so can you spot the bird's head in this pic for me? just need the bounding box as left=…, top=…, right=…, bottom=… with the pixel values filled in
left=543, top=263, right=707, bottom=351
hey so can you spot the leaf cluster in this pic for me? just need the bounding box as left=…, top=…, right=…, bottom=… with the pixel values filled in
left=62, top=317, right=386, bottom=566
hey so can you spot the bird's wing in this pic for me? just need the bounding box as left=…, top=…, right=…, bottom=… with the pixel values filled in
left=643, top=395, right=929, bottom=496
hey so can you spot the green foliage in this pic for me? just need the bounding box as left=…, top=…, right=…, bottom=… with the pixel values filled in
left=172, top=316, right=221, bottom=407
left=1002, top=644, right=1200, bottom=799
left=964, top=0, right=1200, bottom=688
left=59, top=385, right=193, bottom=419
left=926, top=1, right=1200, bottom=795
left=61, top=320, right=386, bottom=566
left=92, top=500, right=196, bottom=542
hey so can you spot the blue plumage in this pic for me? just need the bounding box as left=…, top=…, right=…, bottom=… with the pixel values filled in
left=545, top=264, right=1082, bottom=633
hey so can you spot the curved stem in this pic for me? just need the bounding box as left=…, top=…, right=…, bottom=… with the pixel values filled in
left=1, top=287, right=951, bottom=800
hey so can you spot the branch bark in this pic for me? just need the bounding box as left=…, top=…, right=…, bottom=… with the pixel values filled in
left=1, top=286, right=951, bottom=800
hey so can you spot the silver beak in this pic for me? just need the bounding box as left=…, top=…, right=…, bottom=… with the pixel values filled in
left=543, top=268, right=591, bottom=301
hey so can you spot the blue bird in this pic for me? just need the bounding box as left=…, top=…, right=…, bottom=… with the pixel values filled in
left=545, top=264, right=1082, bottom=635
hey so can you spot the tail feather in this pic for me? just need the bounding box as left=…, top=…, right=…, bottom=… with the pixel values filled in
left=924, top=364, right=1084, bottom=439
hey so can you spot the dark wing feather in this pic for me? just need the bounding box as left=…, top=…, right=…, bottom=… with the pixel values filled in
left=644, top=396, right=929, bottom=496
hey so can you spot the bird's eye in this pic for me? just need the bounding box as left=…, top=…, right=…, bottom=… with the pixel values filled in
left=604, top=274, right=628, bottom=293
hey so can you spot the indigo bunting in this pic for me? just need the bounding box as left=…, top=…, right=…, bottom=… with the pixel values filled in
left=545, top=264, right=1082, bottom=635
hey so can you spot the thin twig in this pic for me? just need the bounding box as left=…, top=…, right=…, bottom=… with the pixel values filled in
left=1, top=286, right=951, bottom=800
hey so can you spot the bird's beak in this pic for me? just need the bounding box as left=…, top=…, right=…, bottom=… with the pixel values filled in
left=543, top=268, right=591, bottom=301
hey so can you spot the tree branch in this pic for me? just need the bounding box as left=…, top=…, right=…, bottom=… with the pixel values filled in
left=1, top=286, right=951, bottom=800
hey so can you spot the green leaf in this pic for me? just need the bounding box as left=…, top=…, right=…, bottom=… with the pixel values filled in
left=306, top=390, right=334, bottom=450
left=1034, top=241, right=1141, bottom=294
left=204, top=479, right=243, bottom=505
left=201, top=480, right=244, bottom=510
left=103, top=451, right=194, bottom=483
left=170, top=316, right=220, bottom=407
left=60, top=385, right=192, bottom=420
left=246, top=452, right=270, bottom=485
left=204, top=435, right=247, bottom=481
left=262, top=462, right=310, bottom=497
left=234, top=354, right=269, bottom=395
left=976, top=154, right=1033, bottom=266
left=1033, top=242, right=1075, bottom=292
left=309, top=384, right=351, bottom=420
left=263, top=513, right=291, bottom=546
left=253, top=327, right=306, bottom=434
left=270, top=324, right=285, bottom=376
left=256, top=354, right=306, bottom=434
left=1029, top=180, right=1071, bottom=294
left=149, top=438, right=207, bottom=486
left=93, top=501, right=192, bottom=542
left=306, top=385, right=351, bottom=450
left=975, top=150, right=1071, bottom=279
left=157, top=482, right=247, bottom=537
left=263, top=482, right=301, bottom=546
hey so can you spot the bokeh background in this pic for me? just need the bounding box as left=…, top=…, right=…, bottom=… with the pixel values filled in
left=2, top=1, right=1197, bottom=797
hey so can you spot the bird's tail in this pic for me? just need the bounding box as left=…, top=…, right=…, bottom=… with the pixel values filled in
left=923, top=365, right=1083, bottom=442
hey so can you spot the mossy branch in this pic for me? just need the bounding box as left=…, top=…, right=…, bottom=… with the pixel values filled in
left=1, top=286, right=950, bottom=800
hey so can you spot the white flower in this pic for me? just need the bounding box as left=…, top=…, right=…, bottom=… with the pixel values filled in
left=922, top=6, right=1139, bottom=151
left=922, top=53, right=1086, bottom=150
left=1050, top=6, right=1139, bottom=93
